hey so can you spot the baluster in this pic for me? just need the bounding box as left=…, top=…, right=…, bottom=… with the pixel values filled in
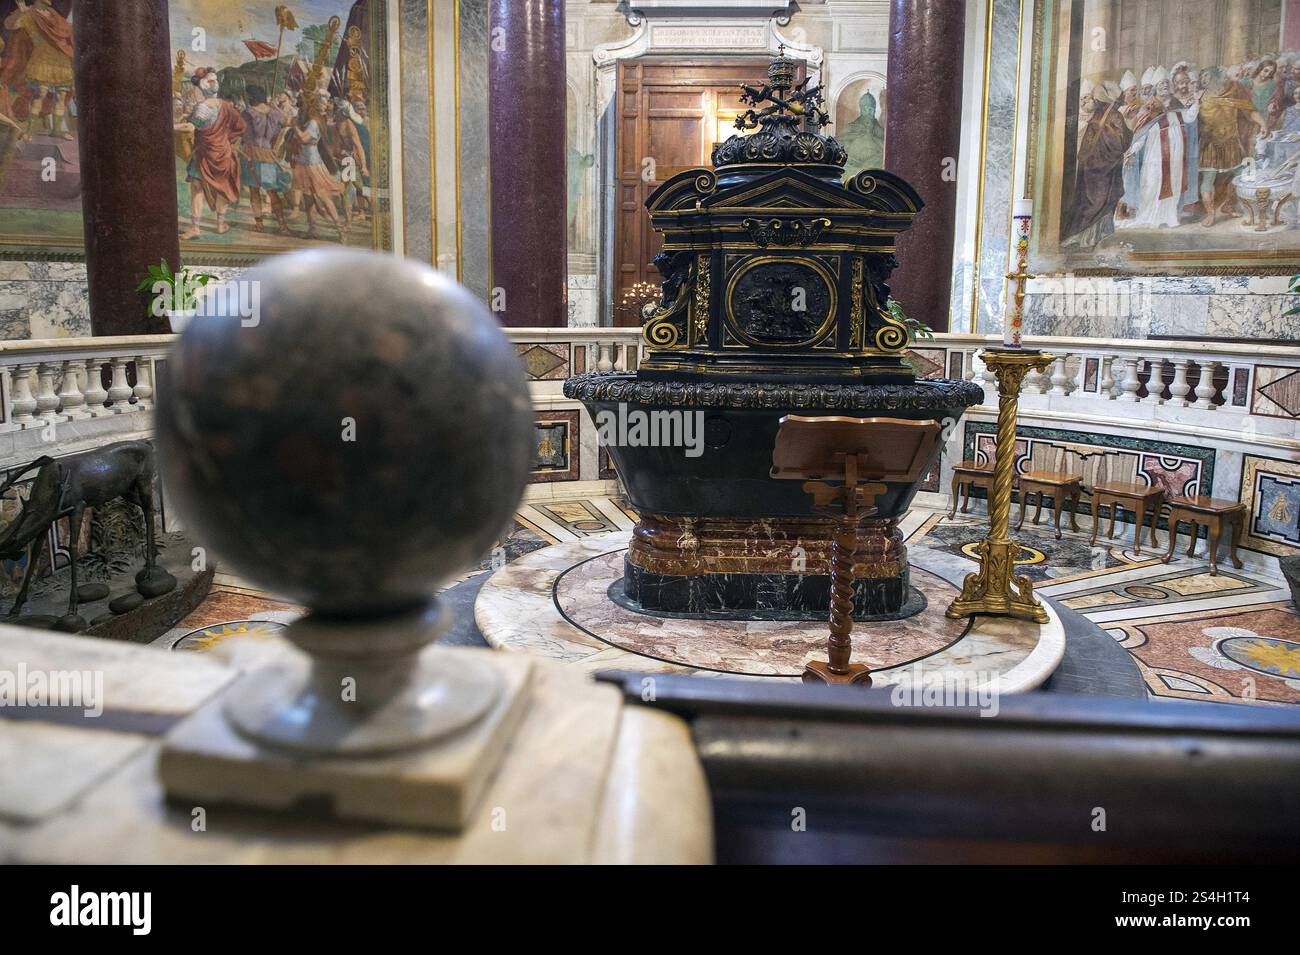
left=1192, top=360, right=1220, bottom=410
left=82, top=358, right=108, bottom=416
left=57, top=359, right=89, bottom=419
left=131, top=356, right=155, bottom=408
left=613, top=344, right=626, bottom=372
left=1075, top=353, right=1090, bottom=395
left=9, top=363, right=36, bottom=425
left=1117, top=357, right=1141, bottom=402
left=1098, top=355, right=1115, bottom=399
left=1048, top=354, right=1070, bottom=395
left=106, top=356, right=133, bottom=413
left=33, top=362, right=59, bottom=422
left=1142, top=357, right=1165, bottom=404
left=1168, top=358, right=1192, bottom=407
left=1223, top=364, right=1247, bottom=407
left=596, top=344, right=614, bottom=372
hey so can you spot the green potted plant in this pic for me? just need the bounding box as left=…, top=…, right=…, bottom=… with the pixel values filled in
left=138, top=259, right=219, bottom=333
left=887, top=297, right=935, bottom=343
left=1284, top=274, right=1300, bottom=317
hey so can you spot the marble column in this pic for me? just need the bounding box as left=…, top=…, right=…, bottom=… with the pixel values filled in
left=73, top=0, right=180, bottom=336
left=489, top=0, right=566, bottom=327
left=884, top=0, right=965, bottom=333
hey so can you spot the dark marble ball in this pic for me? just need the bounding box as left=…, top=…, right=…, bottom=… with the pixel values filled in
left=155, top=249, right=535, bottom=616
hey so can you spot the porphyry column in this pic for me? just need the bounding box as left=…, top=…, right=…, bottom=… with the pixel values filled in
left=885, top=0, right=966, bottom=333
left=73, top=0, right=181, bottom=335
left=488, top=0, right=567, bottom=327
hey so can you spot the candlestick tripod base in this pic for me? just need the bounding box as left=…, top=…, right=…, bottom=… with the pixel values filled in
left=802, top=659, right=874, bottom=685
left=944, top=538, right=1050, bottom=623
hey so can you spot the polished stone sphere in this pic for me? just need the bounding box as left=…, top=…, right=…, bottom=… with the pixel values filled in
left=155, top=249, right=535, bottom=616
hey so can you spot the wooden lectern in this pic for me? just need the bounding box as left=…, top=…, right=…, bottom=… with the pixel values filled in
left=771, top=415, right=943, bottom=686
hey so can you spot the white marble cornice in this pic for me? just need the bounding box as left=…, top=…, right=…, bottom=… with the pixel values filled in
left=625, top=1, right=795, bottom=20
left=593, top=15, right=822, bottom=68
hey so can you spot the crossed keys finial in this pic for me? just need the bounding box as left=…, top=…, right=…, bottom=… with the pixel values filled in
left=735, top=45, right=830, bottom=132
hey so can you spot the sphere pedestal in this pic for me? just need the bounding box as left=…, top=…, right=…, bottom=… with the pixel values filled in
left=223, top=603, right=503, bottom=756
left=153, top=249, right=538, bottom=831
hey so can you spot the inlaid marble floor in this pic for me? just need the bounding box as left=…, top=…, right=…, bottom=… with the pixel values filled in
left=476, top=531, right=1066, bottom=691
left=159, top=494, right=1300, bottom=706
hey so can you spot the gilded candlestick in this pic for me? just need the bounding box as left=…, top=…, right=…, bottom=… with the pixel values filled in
left=945, top=347, right=1054, bottom=623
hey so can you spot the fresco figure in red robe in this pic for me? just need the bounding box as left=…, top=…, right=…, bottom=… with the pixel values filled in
left=0, top=0, right=74, bottom=137
left=174, top=67, right=246, bottom=239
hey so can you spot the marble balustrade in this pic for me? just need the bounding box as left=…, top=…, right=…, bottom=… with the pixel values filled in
left=503, top=329, right=1300, bottom=565
left=0, top=337, right=171, bottom=434
left=2, top=330, right=1297, bottom=564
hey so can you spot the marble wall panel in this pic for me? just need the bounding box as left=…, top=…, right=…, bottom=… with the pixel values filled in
left=532, top=409, right=581, bottom=482
left=1240, top=454, right=1300, bottom=556
left=459, top=0, right=492, bottom=302
left=963, top=421, right=1215, bottom=503
left=1251, top=366, right=1300, bottom=420
left=400, top=0, right=433, bottom=264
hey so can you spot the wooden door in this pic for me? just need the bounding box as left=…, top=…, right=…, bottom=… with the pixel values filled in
left=613, top=57, right=783, bottom=326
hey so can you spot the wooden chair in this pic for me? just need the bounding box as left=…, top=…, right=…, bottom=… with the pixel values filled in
left=1162, top=495, right=1245, bottom=575
left=1090, top=480, right=1165, bottom=556
left=948, top=460, right=995, bottom=518
left=1016, top=470, right=1083, bottom=540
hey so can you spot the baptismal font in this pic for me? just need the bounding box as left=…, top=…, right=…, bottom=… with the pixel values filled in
left=566, top=51, right=983, bottom=621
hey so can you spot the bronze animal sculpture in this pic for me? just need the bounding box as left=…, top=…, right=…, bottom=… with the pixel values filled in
left=0, top=440, right=174, bottom=631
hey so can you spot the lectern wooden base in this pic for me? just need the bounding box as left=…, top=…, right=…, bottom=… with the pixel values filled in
left=801, top=660, right=873, bottom=686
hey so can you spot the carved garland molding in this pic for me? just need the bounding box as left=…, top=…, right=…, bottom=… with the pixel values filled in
left=563, top=372, right=985, bottom=411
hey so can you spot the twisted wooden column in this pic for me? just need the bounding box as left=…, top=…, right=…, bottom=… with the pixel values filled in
left=825, top=517, right=861, bottom=675
left=803, top=454, right=874, bottom=686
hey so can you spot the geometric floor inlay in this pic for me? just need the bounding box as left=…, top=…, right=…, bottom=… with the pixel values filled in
left=554, top=550, right=966, bottom=678
left=476, top=531, right=1067, bottom=692
left=162, top=496, right=1299, bottom=709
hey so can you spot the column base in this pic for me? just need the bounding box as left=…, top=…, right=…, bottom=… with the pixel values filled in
left=620, top=558, right=921, bottom=620
left=622, top=513, right=921, bottom=620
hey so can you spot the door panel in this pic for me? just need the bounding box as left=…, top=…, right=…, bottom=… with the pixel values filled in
left=613, top=57, right=797, bottom=326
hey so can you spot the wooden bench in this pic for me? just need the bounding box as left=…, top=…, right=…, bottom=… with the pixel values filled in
left=1016, top=470, right=1083, bottom=540
left=1162, top=495, right=1245, bottom=575
left=948, top=460, right=996, bottom=518
left=1090, top=480, right=1165, bottom=556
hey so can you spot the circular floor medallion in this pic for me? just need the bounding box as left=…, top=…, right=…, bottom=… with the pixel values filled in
left=172, top=619, right=288, bottom=653
left=554, top=549, right=961, bottom=677
left=1218, top=635, right=1300, bottom=680
left=476, top=532, right=1066, bottom=691
left=960, top=540, right=1045, bottom=565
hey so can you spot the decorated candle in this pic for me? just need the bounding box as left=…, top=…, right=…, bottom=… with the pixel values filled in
left=1002, top=199, right=1033, bottom=348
